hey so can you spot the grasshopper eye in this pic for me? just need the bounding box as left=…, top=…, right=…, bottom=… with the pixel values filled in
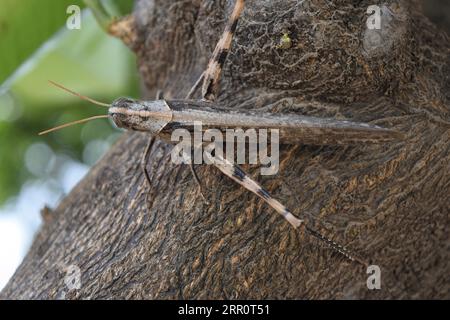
left=109, top=112, right=126, bottom=129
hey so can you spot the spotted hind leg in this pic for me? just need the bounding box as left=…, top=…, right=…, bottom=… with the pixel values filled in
left=201, top=0, right=245, bottom=102
left=212, top=154, right=367, bottom=265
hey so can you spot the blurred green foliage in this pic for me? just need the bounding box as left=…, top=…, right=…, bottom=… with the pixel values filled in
left=0, top=0, right=78, bottom=86
left=0, top=0, right=138, bottom=205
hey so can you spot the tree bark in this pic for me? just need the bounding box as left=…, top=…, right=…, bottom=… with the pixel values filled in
left=2, top=0, right=449, bottom=299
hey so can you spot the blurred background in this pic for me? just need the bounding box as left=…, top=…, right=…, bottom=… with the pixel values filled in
left=0, top=0, right=448, bottom=291
left=0, top=0, right=137, bottom=289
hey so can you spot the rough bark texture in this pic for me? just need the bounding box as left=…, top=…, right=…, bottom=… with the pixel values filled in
left=2, top=0, right=449, bottom=299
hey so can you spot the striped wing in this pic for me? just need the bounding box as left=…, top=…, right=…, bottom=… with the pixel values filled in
left=165, top=101, right=404, bottom=145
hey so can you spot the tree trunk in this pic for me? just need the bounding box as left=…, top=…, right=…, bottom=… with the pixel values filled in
left=1, top=0, right=449, bottom=299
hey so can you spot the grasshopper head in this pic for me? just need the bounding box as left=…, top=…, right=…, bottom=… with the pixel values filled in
left=109, top=97, right=143, bottom=130
left=109, top=98, right=172, bottom=133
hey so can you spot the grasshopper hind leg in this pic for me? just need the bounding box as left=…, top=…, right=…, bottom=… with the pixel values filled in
left=212, top=154, right=367, bottom=265
left=182, top=0, right=246, bottom=200
left=201, top=0, right=245, bottom=102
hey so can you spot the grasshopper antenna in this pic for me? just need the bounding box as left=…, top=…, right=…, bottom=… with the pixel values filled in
left=48, top=80, right=111, bottom=108
left=39, top=115, right=110, bottom=136
left=39, top=81, right=111, bottom=135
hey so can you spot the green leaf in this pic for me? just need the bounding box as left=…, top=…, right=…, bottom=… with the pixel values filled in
left=0, top=0, right=86, bottom=87
left=0, top=0, right=134, bottom=89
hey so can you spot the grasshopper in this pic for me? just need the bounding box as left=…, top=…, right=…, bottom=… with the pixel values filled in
left=40, top=0, right=403, bottom=266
